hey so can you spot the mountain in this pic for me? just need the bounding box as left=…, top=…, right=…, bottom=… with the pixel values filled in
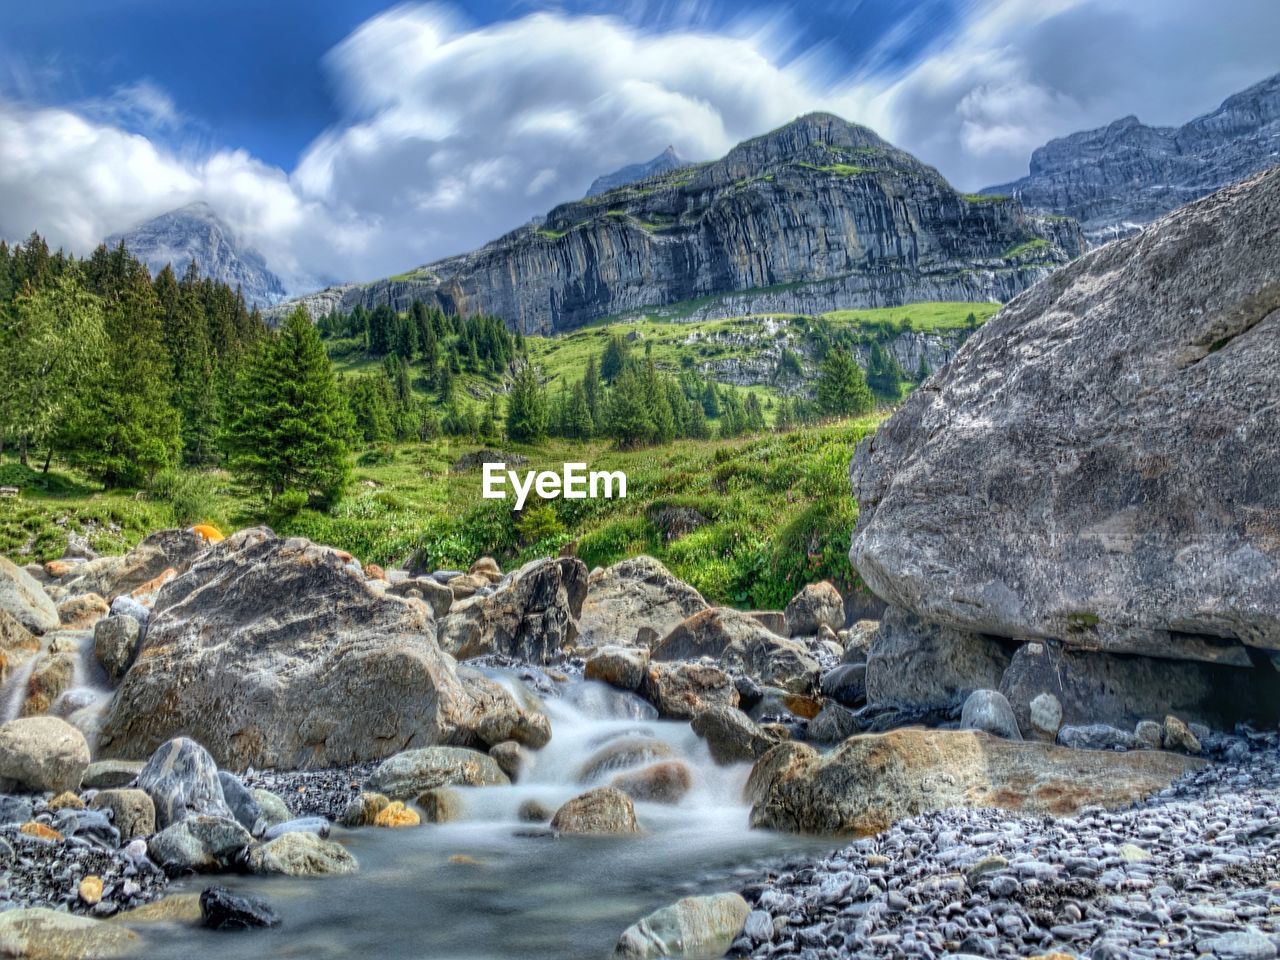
left=106, top=202, right=287, bottom=309
left=278, top=113, right=1082, bottom=334
left=983, top=71, right=1280, bottom=245
left=585, top=145, right=687, bottom=197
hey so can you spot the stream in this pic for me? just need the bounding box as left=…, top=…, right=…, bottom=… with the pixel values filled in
left=131, top=677, right=830, bottom=959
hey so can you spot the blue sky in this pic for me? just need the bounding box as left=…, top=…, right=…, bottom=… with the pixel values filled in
left=1, top=1, right=1277, bottom=291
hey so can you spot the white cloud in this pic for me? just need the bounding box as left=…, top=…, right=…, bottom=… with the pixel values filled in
left=1, top=0, right=1277, bottom=293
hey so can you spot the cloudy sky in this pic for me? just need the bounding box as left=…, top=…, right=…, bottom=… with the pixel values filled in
left=1, top=0, right=1276, bottom=293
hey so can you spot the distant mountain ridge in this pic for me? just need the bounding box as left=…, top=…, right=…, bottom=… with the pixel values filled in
left=984, top=71, right=1280, bottom=245
left=275, top=112, right=1081, bottom=334
left=106, top=202, right=287, bottom=308
left=585, top=146, right=687, bottom=197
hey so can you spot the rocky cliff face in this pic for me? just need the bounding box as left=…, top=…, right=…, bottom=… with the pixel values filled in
left=585, top=146, right=687, bottom=197
left=106, top=202, right=287, bottom=309
left=279, top=114, right=1081, bottom=333
left=850, top=166, right=1280, bottom=672
left=985, top=71, right=1280, bottom=245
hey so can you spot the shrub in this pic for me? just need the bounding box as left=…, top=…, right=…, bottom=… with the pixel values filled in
left=150, top=468, right=223, bottom=527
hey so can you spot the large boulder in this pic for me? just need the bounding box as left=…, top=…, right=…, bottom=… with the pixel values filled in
left=0, top=610, right=40, bottom=683
left=93, top=615, right=141, bottom=685
left=865, top=607, right=1012, bottom=709
left=365, top=746, right=509, bottom=801
left=653, top=608, right=819, bottom=694
left=96, top=529, right=534, bottom=770
left=579, top=557, right=710, bottom=648
left=0, top=908, right=139, bottom=959
left=747, top=728, right=1203, bottom=835
left=550, top=786, right=641, bottom=835
left=0, top=557, right=59, bottom=635
left=0, top=716, right=90, bottom=794
left=147, top=815, right=253, bottom=876
left=640, top=662, right=739, bottom=720
left=137, top=738, right=232, bottom=829
left=437, top=556, right=587, bottom=663
left=784, top=582, right=845, bottom=637
left=850, top=169, right=1280, bottom=680
left=62, top=529, right=207, bottom=601
left=690, top=705, right=778, bottom=765
left=246, top=831, right=358, bottom=876
left=614, top=892, right=750, bottom=960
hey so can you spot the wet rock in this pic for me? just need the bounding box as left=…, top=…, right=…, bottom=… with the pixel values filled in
left=1029, top=692, right=1063, bottom=741
left=1198, top=930, right=1277, bottom=960
left=340, top=792, right=390, bottom=828
left=0, top=794, right=34, bottom=825
left=457, top=669, right=552, bottom=750
left=93, top=616, right=141, bottom=685
left=0, top=907, right=139, bottom=958
left=1057, top=724, right=1138, bottom=751
left=614, top=892, right=749, bottom=959
left=818, top=663, right=866, bottom=708
left=784, top=582, right=845, bottom=637
left=416, top=788, right=465, bottom=823
left=263, top=816, right=330, bottom=839
left=250, top=789, right=291, bottom=829
left=641, top=662, right=739, bottom=720
left=747, top=727, right=1201, bottom=835
left=690, top=704, right=777, bottom=765
left=57, top=593, right=109, bottom=631
left=578, top=736, right=675, bottom=782
left=1134, top=719, right=1163, bottom=750
left=865, top=607, right=1012, bottom=710
left=748, top=611, right=786, bottom=635
left=366, top=746, right=509, bottom=801
left=1163, top=714, right=1202, bottom=754
left=0, top=716, right=91, bottom=794
left=246, top=830, right=358, bottom=876
left=578, top=556, right=709, bottom=648
left=488, top=740, right=528, bottom=782
left=610, top=761, right=693, bottom=804
left=200, top=885, right=280, bottom=930
left=89, top=789, right=155, bottom=841
left=17, top=648, right=75, bottom=717
left=586, top=645, right=650, bottom=691
left=0, top=556, right=61, bottom=635
left=98, top=529, right=517, bottom=770
left=218, top=771, right=263, bottom=833
left=518, top=798, right=554, bottom=823
left=373, top=800, right=420, bottom=828
left=807, top=703, right=859, bottom=744
left=78, top=875, right=103, bottom=906
left=652, top=608, right=819, bottom=694
left=148, top=815, right=253, bottom=876
left=137, top=738, right=231, bottom=829
left=438, top=556, right=587, bottom=663
left=960, top=689, right=1023, bottom=741
left=551, top=787, right=641, bottom=835
left=81, top=760, right=144, bottom=790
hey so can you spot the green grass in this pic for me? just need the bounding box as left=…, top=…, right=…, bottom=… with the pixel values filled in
left=1002, top=237, right=1051, bottom=259
left=799, top=162, right=874, bottom=177
left=819, top=300, right=1000, bottom=332
left=963, top=193, right=1008, bottom=204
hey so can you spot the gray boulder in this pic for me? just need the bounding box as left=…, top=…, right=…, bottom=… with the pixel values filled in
left=386, top=576, right=454, bottom=617
left=0, top=716, right=90, bottom=794
left=246, top=831, right=358, bottom=876
left=550, top=786, right=640, bottom=835
left=614, top=892, right=750, bottom=959
left=640, top=661, right=739, bottom=720
left=137, top=738, right=232, bottom=829
left=1057, top=724, right=1138, bottom=751
left=0, top=557, right=59, bottom=635
left=148, top=815, right=252, bottom=875
left=807, top=703, right=860, bottom=744
left=690, top=705, right=778, bottom=765
left=865, top=607, right=1011, bottom=710
left=98, top=529, right=540, bottom=770
left=585, top=645, right=651, bottom=692
left=850, top=168, right=1280, bottom=695
left=819, top=663, right=866, bottom=707
left=218, top=771, right=263, bottom=833
left=653, top=608, right=819, bottom=694
left=89, top=788, right=155, bottom=841
left=366, top=746, right=509, bottom=801
left=578, top=556, right=709, bottom=648
left=784, top=582, right=845, bottom=637
left=959, top=690, right=1023, bottom=741
left=93, top=615, right=141, bottom=684
left=63, top=528, right=207, bottom=601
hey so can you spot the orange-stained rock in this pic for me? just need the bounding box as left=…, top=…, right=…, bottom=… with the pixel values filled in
left=190, top=524, right=224, bottom=543
left=78, top=876, right=103, bottom=905
left=48, top=791, right=85, bottom=811
left=365, top=563, right=386, bottom=582
left=130, top=568, right=176, bottom=600
left=20, top=822, right=63, bottom=842
left=373, top=800, right=420, bottom=828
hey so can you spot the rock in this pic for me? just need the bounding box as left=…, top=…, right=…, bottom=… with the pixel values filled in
left=415, top=787, right=465, bottom=823
left=217, top=771, right=263, bottom=833
left=1056, top=724, right=1138, bottom=751
left=747, top=688, right=822, bottom=722
left=818, top=663, right=866, bottom=707
left=373, top=800, right=420, bottom=828
left=200, top=885, right=280, bottom=930
left=1198, top=929, right=1278, bottom=960
left=807, top=703, right=859, bottom=744
left=1163, top=714, right=1202, bottom=754
left=839, top=620, right=878, bottom=664
left=690, top=705, right=777, bottom=765
left=469, top=557, right=502, bottom=581
left=0, top=908, right=139, bottom=959
left=340, top=792, right=389, bottom=828
left=47, top=790, right=84, bottom=811
left=147, top=815, right=253, bottom=875
left=610, top=761, right=693, bottom=804
left=245, top=830, right=358, bottom=876
left=366, top=746, right=509, bottom=801
left=586, top=645, right=650, bottom=691
left=137, top=738, right=231, bottom=829
left=850, top=168, right=1280, bottom=690
left=93, top=616, right=141, bottom=685
left=640, top=662, right=738, bottom=720
left=364, top=563, right=386, bottom=582
left=82, top=760, right=144, bottom=789
left=439, top=556, right=588, bottom=663
left=518, top=798, right=553, bottom=823
left=251, top=789, right=291, bottom=829
left=748, top=611, right=786, bottom=635
left=959, top=690, right=1023, bottom=741
left=53, top=806, right=119, bottom=846
left=1134, top=720, right=1163, bottom=750
left=652, top=608, right=819, bottom=694
left=0, top=556, right=60, bottom=635
left=578, top=736, right=675, bottom=782
left=56, top=593, right=109, bottom=631
left=446, top=573, right=489, bottom=600
left=1028, top=692, right=1064, bottom=741
left=614, top=892, right=750, bottom=959
left=0, top=716, right=90, bottom=793
left=20, top=821, right=62, bottom=841
left=108, top=595, right=150, bottom=626
left=17, top=648, right=75, bottom=716
left=78, top=875, right=103, bottom=905
left=550, top=787, right=640, bottom=835
left=784, top=582, right=845, bottom=637
left=386, top=576, right=454, bottom=617
left=89, top=789, right=155, bottom=841
left=488, top=740, right=528, bottom=782
left=457, top=669, right=552, bottom=750
left=0, top=610, right=40, bottom=680
left=0, top=794, right=34, bottom=825
left=111, top=892, right=203, bottom=925
left=578, top=557, right=709, bottom=648
left=747, top=727, right=1202, bottom=835
left=262, top=816, right=330, bottom=840
left=63, top=529, right=207, bottom=601
left=865, top=607, right=1012, bottom=710
left=98, top=529, right=530, bottom=770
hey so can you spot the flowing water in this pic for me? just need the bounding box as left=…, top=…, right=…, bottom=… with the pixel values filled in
left=0, top=629, right=115, bottom=741
left=138, top=677, right=830, bottom=959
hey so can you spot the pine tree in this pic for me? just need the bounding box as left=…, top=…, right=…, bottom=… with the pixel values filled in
left=157, top=265, right=218, bottom=463
left=506, top=363, right=549, bottom=442
left=605, top=367, right=655, bottom=448
left=224, top=307, right=353, bottom=507
left=816, top=347, right=875, bottom=417
left=564, top=380, right=594, bottom=439
left=600, top=334, right=630, bottom=383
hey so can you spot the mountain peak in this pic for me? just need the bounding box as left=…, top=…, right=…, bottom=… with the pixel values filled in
left=585, top=146, right=689, bottom=197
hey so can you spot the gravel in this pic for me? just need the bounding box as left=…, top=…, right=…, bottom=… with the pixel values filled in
left=731, top=725, right=1280, bottom=959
